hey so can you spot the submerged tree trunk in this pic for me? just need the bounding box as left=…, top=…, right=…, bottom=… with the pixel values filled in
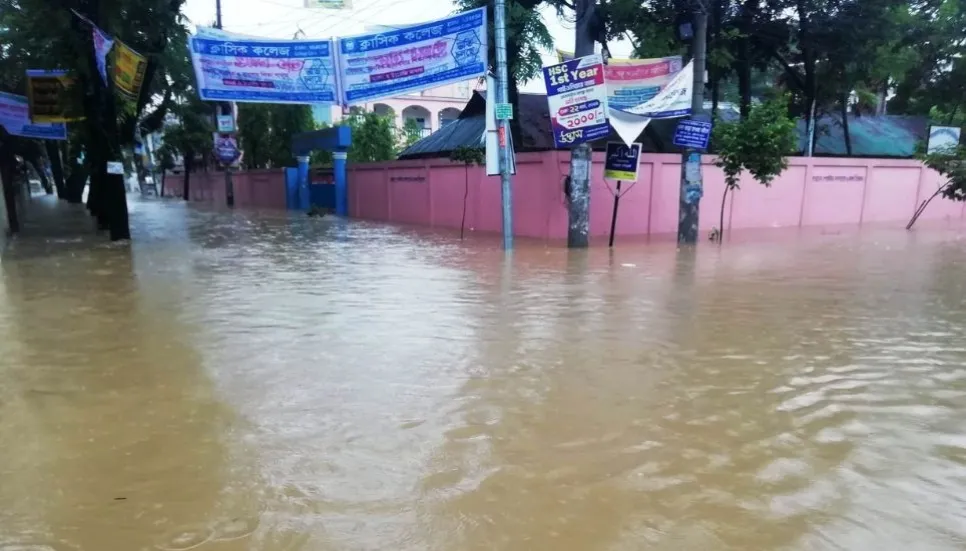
left=182, top=150, right=193, bottom=201
left=46, top=141, right=67, bottom=199
left=718, top=184, right=731, bottom=242
left=0, top=148, right=20, bottom=234
left=907, top=184, right=949, bottom=230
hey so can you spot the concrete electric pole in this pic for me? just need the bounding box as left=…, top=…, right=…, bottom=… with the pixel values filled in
left=677, top=2, right=707, bottom=244
left=567, top=0, right=596, bottom=249
left=494, top=0, right=514, bottom=250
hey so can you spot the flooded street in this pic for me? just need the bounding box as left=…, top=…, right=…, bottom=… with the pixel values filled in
left=3, top=198, right=966, bottom=550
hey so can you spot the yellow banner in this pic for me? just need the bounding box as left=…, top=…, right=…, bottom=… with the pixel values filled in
left=113, top=41, right=147, bottom=101
left=25, top=70, right=83, bottom=123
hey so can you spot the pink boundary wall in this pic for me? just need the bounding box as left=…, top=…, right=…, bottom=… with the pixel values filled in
left=162, top=169, right=287, bottom=209
left=348, top=152, right=965, bottom=238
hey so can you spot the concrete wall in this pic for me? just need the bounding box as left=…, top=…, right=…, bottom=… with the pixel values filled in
left=162, top=168, right=287, bottom=210
left=348, top=153, right=963, bottom=239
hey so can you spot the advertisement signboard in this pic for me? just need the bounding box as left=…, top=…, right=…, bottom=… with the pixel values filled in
left=0, top=92, right=67, bottom=140
left=542, top=54, right=610, bottom=148
left=190, top=29, right=337, bottom=104
left=603, top=142, right=641, bottom=181
left=337, top=8, right=487, bottom=104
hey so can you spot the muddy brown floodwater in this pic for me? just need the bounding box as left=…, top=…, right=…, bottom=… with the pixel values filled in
left=3, top=198, right=966, bottom=550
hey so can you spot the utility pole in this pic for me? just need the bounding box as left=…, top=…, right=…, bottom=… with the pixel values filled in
left=215, top=0, right=235, bottom=208
left=494, top=0, right=513, bottom=250
left=677, top=3, right=707, bottom=244
left=567, top=0, right=596, bottom=248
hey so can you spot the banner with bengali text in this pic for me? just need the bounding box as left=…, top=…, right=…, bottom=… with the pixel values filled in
left=113, top=41, right=148, bottom=101
left=190, top=28, right=337, bottom=104
left=26, top=69, right=83, bottom=123
left=337, top=7, right=487, bottom=104
left=0, top=92, right=67, bottom=140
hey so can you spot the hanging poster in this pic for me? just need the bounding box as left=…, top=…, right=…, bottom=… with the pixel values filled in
left=619, top=61, right=693, bottom=118
left=0, top=92, right=67, bottom=140
left=605, top=56, right=683, bottom=113
left=554, top=50, right=681, bottom=111
left=542, top=54, right=610, bottom=148
left=93, top=27, right=115, bottom=85
left=190, top=28, right=337, bottom=104
left=337, top=7, right=487, bottom=104
left=25, top=70, right=83, bottom=123
left=113, top=41, right=148, bottom=101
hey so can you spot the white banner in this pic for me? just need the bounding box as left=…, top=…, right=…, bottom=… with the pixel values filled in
left=190, top=28, right=337, bottom=104
left=0, top=92, right=67, bottom=140
left=619, top=61, right=693, bottom=118
left=93, top=27, right=114, bottom=86
left=337, top=8, right=487, bottom=104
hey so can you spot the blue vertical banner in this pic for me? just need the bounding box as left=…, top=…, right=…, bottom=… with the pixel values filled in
left=190, top=28, right=337, bottom=104
left=337, top=8, right=487, bottom=104
left=542, top=54, right=610, bottom=147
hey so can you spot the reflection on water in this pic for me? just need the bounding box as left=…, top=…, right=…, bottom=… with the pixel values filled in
left=3, top=198, right=966, bottom=550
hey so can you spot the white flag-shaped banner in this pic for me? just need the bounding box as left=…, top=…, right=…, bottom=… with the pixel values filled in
left=608, top=61, right=694, bottom=146
left=92, top=27, right=114, bottom=86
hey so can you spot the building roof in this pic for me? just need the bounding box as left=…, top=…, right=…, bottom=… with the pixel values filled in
left=800, top=114, right=927, bottom=157
left=398, top=91, right=927, bottom=160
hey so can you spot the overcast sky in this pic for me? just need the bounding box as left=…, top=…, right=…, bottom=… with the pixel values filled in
left=181, top=0, right=634, bottom=93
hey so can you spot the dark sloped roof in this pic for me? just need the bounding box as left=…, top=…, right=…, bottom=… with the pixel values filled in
left=398, top=91, right=927, bottom=160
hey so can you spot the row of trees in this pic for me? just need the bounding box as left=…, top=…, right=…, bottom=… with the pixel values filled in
left=474, top=0, right=964, bottom=148
left=0, top=0, right=195, bottom=240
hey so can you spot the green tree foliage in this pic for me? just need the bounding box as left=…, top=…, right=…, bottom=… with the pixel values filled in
left=456, top=0, right=552, bottom=147
left=400, top=119, right=424, bottom=148
left=0, top=0, right=190, bottom=239
left=712, top=95, right=797, bottom=240
left=237, top=104, right=314, bottom=169
left=343, top=110, right=396, bottom=163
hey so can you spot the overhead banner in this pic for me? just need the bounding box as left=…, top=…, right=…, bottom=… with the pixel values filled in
left=0, top=92, right=67, bottom=140
left=113, top=41, right=148, bottom=101
left=543, top=54, right=610, bottom=148
left=190, top=28, right=337, bottom=104
left=93, top=27, right=114, bottom=86
left=26, top=70, right=82, bottom=123
left=338, top=7, right=487, bottom=104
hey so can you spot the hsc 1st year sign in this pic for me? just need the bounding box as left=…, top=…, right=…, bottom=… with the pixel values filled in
left=542, top=54, right=610, bottom=148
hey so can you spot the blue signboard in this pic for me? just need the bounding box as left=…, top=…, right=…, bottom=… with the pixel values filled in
left=603, top=142, right=642, bottom=181
left=673, top=119, right=712, bottom=150
left=338, top=8, right=487, bottom=104
left=0, top=92, right=67, bottom=140
left=543, top=54, right=610, bottom=148
left=190, top=29, right=337, bottom=104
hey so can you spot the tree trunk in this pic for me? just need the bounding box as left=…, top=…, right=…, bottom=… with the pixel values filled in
left=907, top=184, right=949, bottom=230
left=841, top=92, right=852, bottom=157
left=736, top=1, right=754, bottom=119
left=182, top=150, right=193, bottom=201
left=0, top=148, right=19, bottom=234
left=46, top=141, right=67, bottom=199
left=718, top=184, right=730, bottom=242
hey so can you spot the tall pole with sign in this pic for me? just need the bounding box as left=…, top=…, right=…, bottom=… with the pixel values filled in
left=494, top=0, right=513, bottom=250
left=677, top=4, right=707, bottom=244
left=567, top=0, right=596, bottom=249
left=215, top=0, right=236, bottom=208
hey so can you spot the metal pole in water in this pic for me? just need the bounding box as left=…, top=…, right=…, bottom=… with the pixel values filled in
left=494, top=0, right=513, bottom=250
left=608, top=181, right=621, bottom=247
left=215, top=0, right=235, bottom=208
